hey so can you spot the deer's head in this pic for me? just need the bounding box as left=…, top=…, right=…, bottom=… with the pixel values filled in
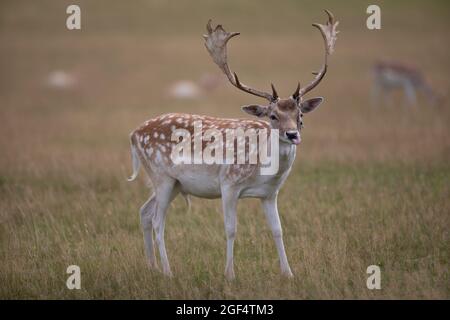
left=204, top=10, right=338, bottom=145
left=241, top=94, right=323, bottom=145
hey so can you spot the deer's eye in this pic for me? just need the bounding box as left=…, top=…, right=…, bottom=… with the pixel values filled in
left=270, top=115, right=278, bottom=121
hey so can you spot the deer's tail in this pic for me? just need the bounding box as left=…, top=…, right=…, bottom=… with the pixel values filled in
left=128, top=133, right=141, bottom=182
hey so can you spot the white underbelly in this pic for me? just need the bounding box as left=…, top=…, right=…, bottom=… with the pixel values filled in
left=240, top=184, right=279, bottom=198
left=240, top=172, right=288, bottom=198
left=171, top=164, right=222, bottom=198
left=382, top=71, right=409, bottom=87
left=178, top=173, right=284, bottom=199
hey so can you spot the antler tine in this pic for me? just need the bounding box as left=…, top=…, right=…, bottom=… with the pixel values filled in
left=271, top=83, right=278, bottom=100
left=204, top=19, right=276, bottom=102
left=324, top=9, right=335, bottom=25
left=296, top=9, right=339, bottom=98
left=292, top=82, right=301, bottom=100
left=206, top=19, right=213, bottom=34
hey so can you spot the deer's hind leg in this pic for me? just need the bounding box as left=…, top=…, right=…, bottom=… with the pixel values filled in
left=140, top=194, right=158, bottom=269
left=152, top=177, right=179, bottom=277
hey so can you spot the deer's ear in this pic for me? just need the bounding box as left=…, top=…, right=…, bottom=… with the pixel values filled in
left=300, top=97, right=323, bottom=113
left=241, top=105, right=268, bottom=117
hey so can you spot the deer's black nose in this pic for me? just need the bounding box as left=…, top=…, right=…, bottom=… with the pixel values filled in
left=285, top=130, right=301, bottom=145
left=286, top=131, right=298, bottom=140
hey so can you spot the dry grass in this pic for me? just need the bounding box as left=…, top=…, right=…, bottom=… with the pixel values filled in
left=0, top=0, right=449, bottom=299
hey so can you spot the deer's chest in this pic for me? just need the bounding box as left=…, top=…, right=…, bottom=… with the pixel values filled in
left=239, top=144, right=296, bottom=198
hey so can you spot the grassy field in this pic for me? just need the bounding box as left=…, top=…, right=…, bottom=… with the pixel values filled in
left=0, top=0, right=449, bottom=299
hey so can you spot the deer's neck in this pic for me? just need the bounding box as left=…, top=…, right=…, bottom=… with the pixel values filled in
left=277, top=140, right=297, bottom=174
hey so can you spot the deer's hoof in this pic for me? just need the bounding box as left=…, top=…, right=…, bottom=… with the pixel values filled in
left=163, top=270, right=174, bottom=278
left=147, top=260, right=159, bottom=270
left=282, top=270, right=294, bottom=278
left=225, top=270, right=235, bottom=281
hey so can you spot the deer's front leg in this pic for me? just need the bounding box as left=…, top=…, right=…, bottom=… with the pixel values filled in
left=261, top=195, right=293, bottom=278
left=221, top=188, right=239, bottom=280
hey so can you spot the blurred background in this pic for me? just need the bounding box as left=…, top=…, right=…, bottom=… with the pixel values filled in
left=1, top=0, right=449, bottom=166
left=0, top=0, right=449, bottom=299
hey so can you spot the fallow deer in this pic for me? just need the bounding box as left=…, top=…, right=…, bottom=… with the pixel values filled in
left=372, top=60, right=442, bottom=107
left=128, top=10, right=338, bottom=279
left=168, top=73, right=223, bottom=100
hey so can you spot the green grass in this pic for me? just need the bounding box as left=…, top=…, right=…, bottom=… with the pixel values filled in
left=0, top=162, right=448, bottom=299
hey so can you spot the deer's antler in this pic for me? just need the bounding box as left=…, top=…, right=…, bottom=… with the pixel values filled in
left=203, top=20, right=278, bottom=102
left=293, top=10, right=339, bottom=100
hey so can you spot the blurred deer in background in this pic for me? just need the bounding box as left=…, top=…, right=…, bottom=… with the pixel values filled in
left=167, top=73, right=224, bottom=100
left=371, top=60, right=443, bottom=107
left=128, top=11, right=338, bottom=279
